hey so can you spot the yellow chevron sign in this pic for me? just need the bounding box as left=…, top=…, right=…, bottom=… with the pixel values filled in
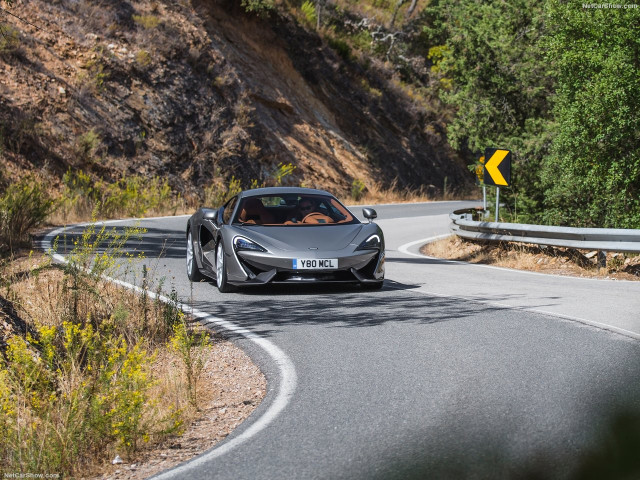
left=483, top=148, right=511, bottom=186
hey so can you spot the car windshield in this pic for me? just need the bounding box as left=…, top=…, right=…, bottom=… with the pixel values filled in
left=232, top=194, right=358, bottom=226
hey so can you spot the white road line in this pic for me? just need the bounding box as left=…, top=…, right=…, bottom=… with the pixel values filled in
left=397, top=234, right=452, bottom=256
left=41, top=222, right=298, bottom=477
left=398, top=234, right=640, bottom=283
left=395, top=236, right=640, bottom=341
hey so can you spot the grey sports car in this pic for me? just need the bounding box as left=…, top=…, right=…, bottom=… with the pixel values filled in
left=185, top=187, right=385, bottom=292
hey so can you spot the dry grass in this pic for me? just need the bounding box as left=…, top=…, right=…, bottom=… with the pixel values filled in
left=0, top=250, right=265, bottom=477
left=422, top=236, right=640, bottom=281
left=344, top=180, right=473, bottom=205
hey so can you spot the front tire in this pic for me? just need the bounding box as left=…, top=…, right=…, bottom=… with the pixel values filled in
left=216, top=240, right=235, bottom=293
left=186, top=230, right=205, bottom=282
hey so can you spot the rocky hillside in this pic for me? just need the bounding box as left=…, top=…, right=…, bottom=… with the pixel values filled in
left=0, top=0, right=472, bottom=203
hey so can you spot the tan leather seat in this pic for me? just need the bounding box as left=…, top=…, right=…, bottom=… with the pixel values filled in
left=238, top=198, right=276, bottom=225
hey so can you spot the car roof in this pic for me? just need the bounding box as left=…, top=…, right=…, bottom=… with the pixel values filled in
left=239, top=187, right=334, bottom=198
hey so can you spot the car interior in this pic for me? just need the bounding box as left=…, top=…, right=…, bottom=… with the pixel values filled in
left=234, top=195, right=355, bottom=226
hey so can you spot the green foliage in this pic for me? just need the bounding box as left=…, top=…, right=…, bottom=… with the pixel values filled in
left=61, top=169, right=176, bottom=220
left=270, top=162, right=296, bottom=186
left=328, top=36, right=352, bottom=61
left=169, top=321, right=211, bottom=409
left=204, top=175, right=243, bottom=207
left=0, top=321, right=158, bottom=473
left=0, top=176, right=55, bottom=253
left=301, top=0, right=317, bottom=26
left=541, top=2, right=640, bottom=228
left=59, top=216, right=146, bottom=327
left=135, top=49, right=152, bottom=68
left=0, top=221, right=202, bottom=475
left=422, top=0, right=551, bottom=223
left=351, top=178, right=366, bottom=201
left=132, top=14, right=161, bottom=29
left=79, top=56, right=109, bottom=94
left=75, top=128, right=101, bottom=163
left=241, top=0, right=275, bottom=15
left=0, top=23, right=19, bottom=55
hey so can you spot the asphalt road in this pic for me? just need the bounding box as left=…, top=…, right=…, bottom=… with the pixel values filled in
left=49, top=201, right=640, bottom=479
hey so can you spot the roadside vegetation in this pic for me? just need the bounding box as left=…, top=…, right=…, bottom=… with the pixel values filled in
left=0, top=214, right=223, bottom=476
left=0, top=171, right=266, bottom=476
left=424, top=236, right=640, bottom=281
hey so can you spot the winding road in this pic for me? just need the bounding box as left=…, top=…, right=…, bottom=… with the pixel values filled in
left=48, top=201, right=640, bottom=479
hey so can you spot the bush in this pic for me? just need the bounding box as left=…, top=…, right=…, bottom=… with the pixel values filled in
left=0, top=176, right=55, bottom=253
left=75, top=128, right=101, bottom=163
left=0, top=321, right=158, bottom=473
left=132, top=14, right=161, bottom=29
left=351, top=178, right=366, bottom=201
left=301, top=1, right=317, bottom=26
left=60, top=170, right=176, bottom=220
left=241, top=0, right=275, bottom=15
left=0, top=23, right=20, bottom=56
left=328, top=36, right=352, bottom=61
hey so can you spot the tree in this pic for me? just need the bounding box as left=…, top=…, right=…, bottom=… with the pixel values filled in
left=541, top=2, right=640, bottom=228
left=421, top=0, right=553, bottom=222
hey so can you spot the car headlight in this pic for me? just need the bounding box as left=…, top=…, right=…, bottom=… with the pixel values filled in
left=356, top=234, right=381, bottom=251
left=233, top=236, right=266, bottom=252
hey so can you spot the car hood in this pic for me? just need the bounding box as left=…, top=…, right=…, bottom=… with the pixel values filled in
left=234, top=224, right=365, bottom=252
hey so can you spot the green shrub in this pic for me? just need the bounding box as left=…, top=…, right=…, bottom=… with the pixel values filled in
left=203, top=175, right=242, bottom=207
left=0, top=176, right=55, bottom=253
left=135, top=49, right=152, bottom=68
left=0, top=23, right=20, bottom=56
left=78, top=57, right=109, bottom=94
left=350, top=178, right=366, bottom=201
left=270, top=162, right=296, bottom=186
left=328, top=37, right=352, bottom=61
left=132, top=14, right=161, bottom=29
left=60, top=170, right=176, bottom=220
left=169, top=320, right=211, bottom=409
left=75, top=128, right=101, bottom=163
left=301, top=0, right=317, bottom=26
left=0, top=321, right=158, bottom=473
left=241, top=0, right=274, bottom=15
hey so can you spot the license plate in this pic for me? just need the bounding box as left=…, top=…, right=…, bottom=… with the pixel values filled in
left=293, top=258, right=338, bottom=269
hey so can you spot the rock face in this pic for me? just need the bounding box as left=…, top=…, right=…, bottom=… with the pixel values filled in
left=0, top=0, right=471, bottom=199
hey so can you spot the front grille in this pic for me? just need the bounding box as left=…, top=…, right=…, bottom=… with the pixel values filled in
left=273, top=270, right=357, bottom=283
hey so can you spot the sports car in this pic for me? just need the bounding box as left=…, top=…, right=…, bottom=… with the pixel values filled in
left=185, top=187, right=385, bottom=292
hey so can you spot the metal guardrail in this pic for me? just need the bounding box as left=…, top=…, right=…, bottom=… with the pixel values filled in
left=450, top=208, right=640, bottom=253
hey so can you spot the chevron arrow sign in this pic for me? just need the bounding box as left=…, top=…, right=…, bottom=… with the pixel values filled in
left=483, top=148, right=511, bottom=186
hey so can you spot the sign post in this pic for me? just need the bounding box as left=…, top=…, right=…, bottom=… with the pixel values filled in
left=483, top=148, right=512, bottom=221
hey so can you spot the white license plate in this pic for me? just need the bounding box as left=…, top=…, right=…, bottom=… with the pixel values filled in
left=293, top=258, right=338, bottom=269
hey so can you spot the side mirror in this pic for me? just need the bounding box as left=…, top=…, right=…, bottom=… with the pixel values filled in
left=362, top=208, right=377, bottom=223
left=203, top=208, right=218, bottom=224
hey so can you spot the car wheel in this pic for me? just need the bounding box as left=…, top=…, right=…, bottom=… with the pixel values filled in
left=362, top=280, right=384, bottom=290
left=186, top=230, right=205, bottom=282
left=216, top=240, right=235, bottom=293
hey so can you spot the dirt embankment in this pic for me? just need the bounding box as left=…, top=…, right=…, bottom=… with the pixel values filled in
left=0, top=0, right=471, bottom=200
